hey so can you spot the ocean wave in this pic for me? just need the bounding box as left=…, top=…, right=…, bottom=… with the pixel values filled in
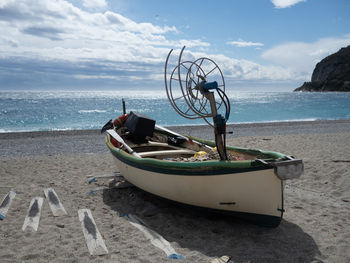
left=78, top=110, right=107, bottom=114
left=0, top=90, right=169, bottom=100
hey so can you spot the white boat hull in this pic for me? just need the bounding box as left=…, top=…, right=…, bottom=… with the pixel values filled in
left=111, top=152, right=284, bottom=226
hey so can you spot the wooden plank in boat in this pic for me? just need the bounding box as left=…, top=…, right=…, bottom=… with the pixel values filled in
left=138, top=149, right=196, bottom=158
left=44, top=188, right=67, bottom=217
left=78, top=209, right=108, bottom=256
left=147, top=141, right=174, bottom=147
left=0, top=190, right=16, bottom=220
left=22, top=197, right=44, bottom=232
left=125, top=214, right=183, bottom=259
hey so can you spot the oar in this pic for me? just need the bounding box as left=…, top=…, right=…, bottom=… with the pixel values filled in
left=106, top=129, right=141, bottom=158
left=155, top=124, right=213, bottom=151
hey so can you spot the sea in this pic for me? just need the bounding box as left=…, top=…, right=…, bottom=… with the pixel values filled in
left=1, top=90, right=350, bottom=133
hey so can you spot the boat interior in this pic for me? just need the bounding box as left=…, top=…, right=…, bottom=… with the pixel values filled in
left=114, top=127, right=257, bottom=161
left=105, top=111, right=259, bottom=162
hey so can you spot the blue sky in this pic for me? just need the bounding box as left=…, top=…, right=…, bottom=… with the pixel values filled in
left=0, top=0, right=349, bottom=91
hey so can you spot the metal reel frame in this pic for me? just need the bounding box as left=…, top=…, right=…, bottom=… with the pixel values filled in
left=164, top=46, right=226, bottom=127
left=168, top=61, right=203, bottom=119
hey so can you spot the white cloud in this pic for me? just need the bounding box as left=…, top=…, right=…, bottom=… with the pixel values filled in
left=0, top=0, right=217, bottom=88
left=261, top=35, right=350, bottom=79
left=271, top=0, right=306, bottom=8
left=82, top=0, right=107, bottom=10
left=227, top=39, right=264, bottom=48
left=0, top=0, right=190, bottom=63
left=0, top=0, right=318, bottom=89
left=210, top=54, right=293, bottom=81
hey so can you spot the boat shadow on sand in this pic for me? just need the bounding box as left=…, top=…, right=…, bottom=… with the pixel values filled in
left=103, top=186, right=321, bottom=262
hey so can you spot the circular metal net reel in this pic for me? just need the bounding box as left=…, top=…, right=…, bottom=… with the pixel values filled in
left=183, top=58, right=226, bottom=126
left=164, top=47, right=227, bottom=127
left=167, top=61, right=203, bottom=120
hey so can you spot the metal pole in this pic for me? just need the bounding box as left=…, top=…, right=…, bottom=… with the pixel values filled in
left=205, top=92, right=227, bottom=160
left=122, top=99, right=126, bottom=114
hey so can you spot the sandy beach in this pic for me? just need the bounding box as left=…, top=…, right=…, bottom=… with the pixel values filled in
left=1, top=120, right=350, bottom=262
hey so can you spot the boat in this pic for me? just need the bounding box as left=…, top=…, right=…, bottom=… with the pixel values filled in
left=102, top=47, right=303, bottom=227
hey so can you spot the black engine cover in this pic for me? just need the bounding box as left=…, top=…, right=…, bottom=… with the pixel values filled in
left=124, top=111, right=155, bottom=138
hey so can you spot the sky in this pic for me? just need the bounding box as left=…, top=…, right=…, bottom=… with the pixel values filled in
left=0, top=0, right=349, bottom=91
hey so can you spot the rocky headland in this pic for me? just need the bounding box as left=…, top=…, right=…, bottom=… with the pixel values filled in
left=295, top=45, right=350, bottom=92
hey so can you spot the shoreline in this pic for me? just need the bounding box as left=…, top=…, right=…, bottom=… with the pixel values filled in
left=1, top=118, right=350, bottom=138
left=1, top=119, right=349, bottom=158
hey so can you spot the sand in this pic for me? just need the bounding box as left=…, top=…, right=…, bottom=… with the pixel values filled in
left=0, top=120, right=350, bottom=262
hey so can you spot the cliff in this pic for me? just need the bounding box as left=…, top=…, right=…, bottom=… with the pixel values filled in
left=294, top=45, right=350, bottom=92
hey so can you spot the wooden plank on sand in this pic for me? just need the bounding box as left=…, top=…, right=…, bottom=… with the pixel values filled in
left=110, top=180, right=134, bottom=189
left=210, top=255, right=232, bottom=263
left=0, top=190, right=16, bottom=220
left=22, top=197, right=44, bottom=232
left=44, top=188, right=67, bottom=216
left=78, top=209, right=108, bottom=256
left=125, top=214, right=183, bottom=259
left=86, top=172, right=122, bottom=178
